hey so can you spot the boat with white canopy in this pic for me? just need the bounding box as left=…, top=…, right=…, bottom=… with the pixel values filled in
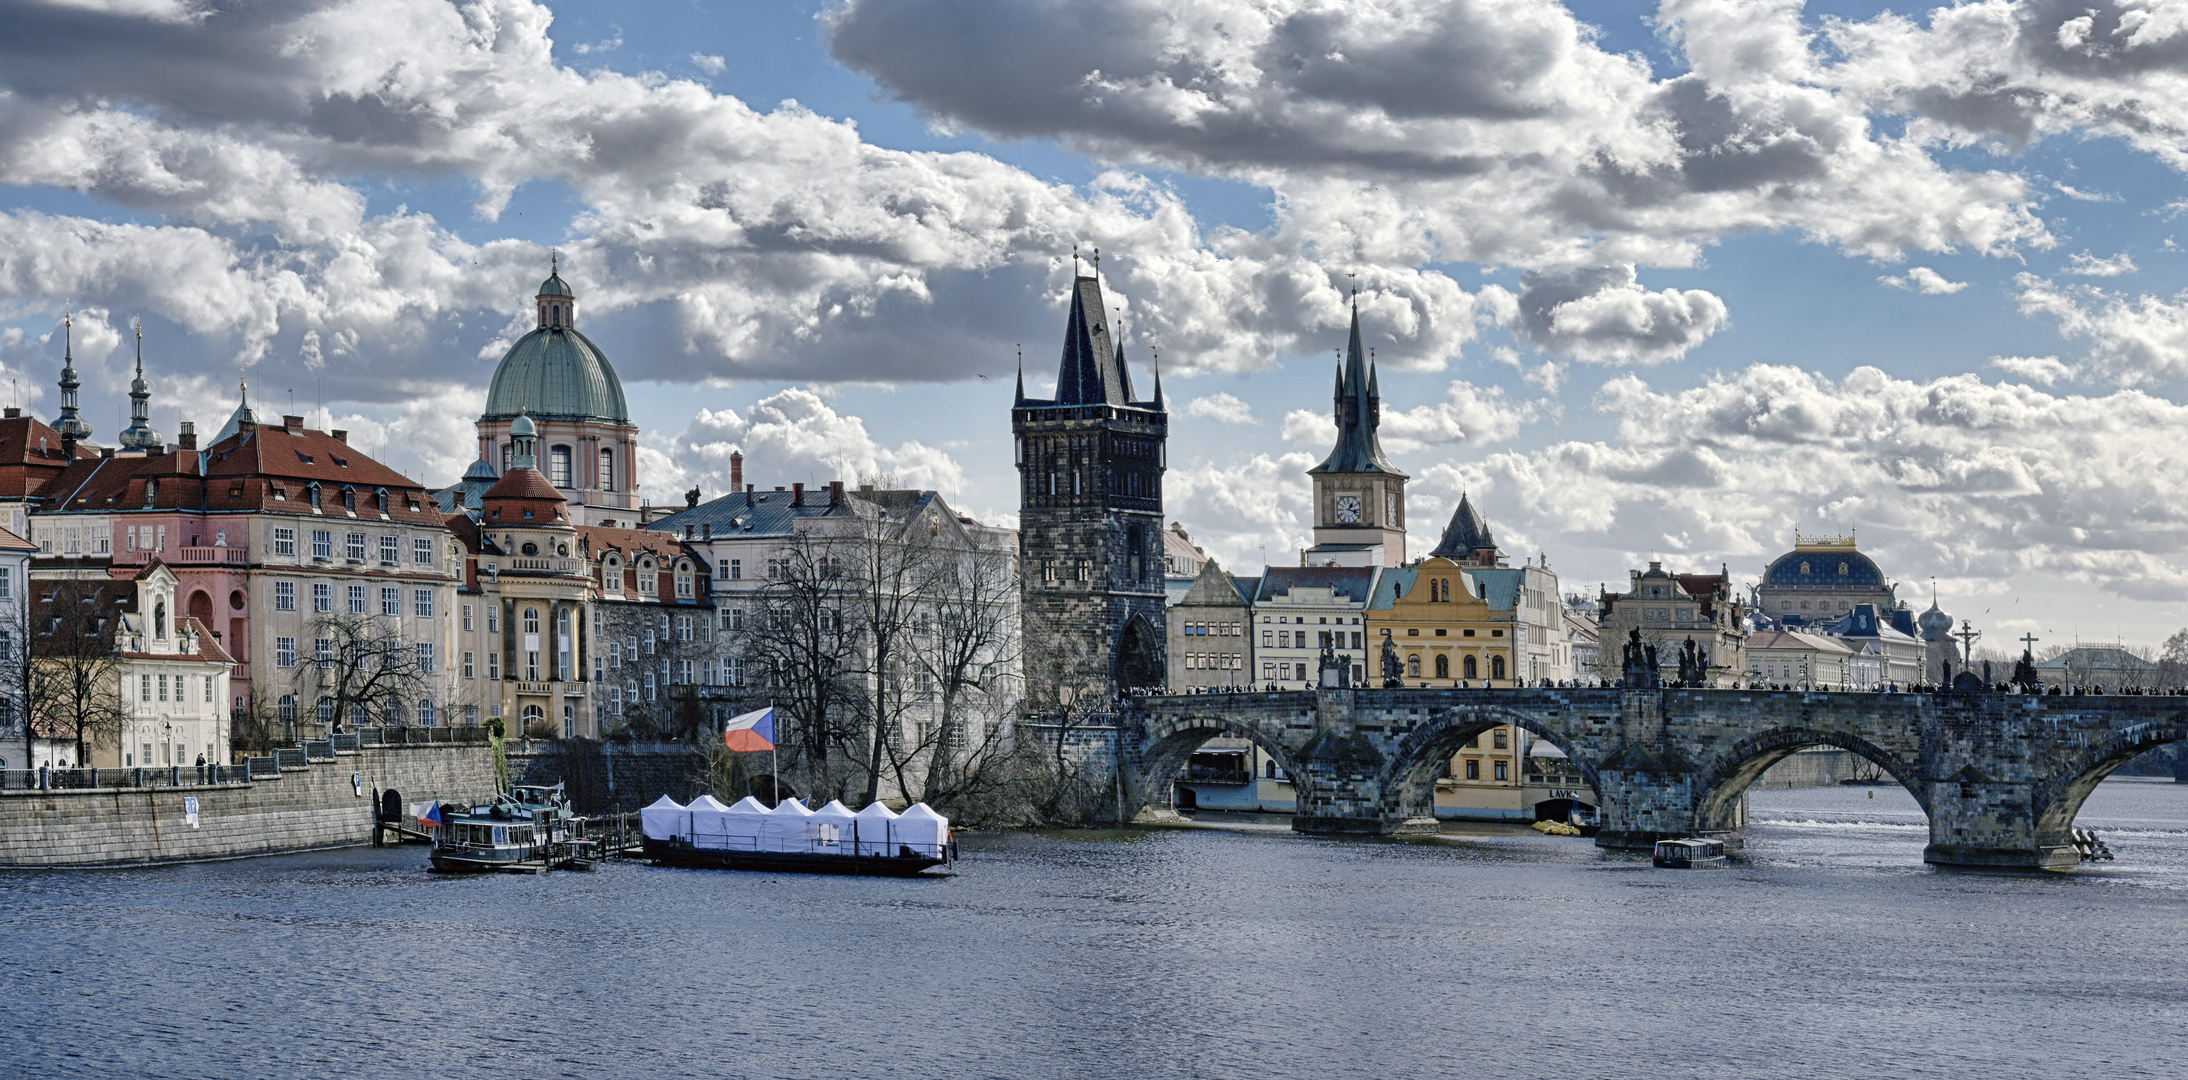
left=639, top=795, right=954, bottom=876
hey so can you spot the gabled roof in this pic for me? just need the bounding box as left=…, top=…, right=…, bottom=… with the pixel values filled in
left=1174, top=558, right=1247, bottom=608
left=1747, top=629, right=1853, bottom=655
left=32, top=420, right=444, bottom=524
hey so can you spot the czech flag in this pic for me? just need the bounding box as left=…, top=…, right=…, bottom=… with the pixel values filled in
left=724, top=707, right=776, bottom=752
left=416, top=802, right=443, bottom=828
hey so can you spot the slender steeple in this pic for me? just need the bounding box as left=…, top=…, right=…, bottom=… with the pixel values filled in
left=211, top=363, right=263, bottom=445
left=1310, top=295, right=1399, bottom=475
left=53, top=304, right=91, bottom=444
left=118, top=315, right=163, bottom=451
left=1013, top=345, right=1026, bottom=407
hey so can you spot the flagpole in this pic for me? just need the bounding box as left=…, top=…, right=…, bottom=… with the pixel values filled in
left=769, top=700, right=778, bottom=805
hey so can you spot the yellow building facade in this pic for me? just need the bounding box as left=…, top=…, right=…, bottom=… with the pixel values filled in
left=1366, top=558, right=1528, bottom=819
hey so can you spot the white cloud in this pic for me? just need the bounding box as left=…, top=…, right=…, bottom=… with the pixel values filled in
left=2054, top=182, right=2119, bottom=202
left=1182, top=392, right=1258, bottom=425
left=573, top=28, right=622, bottom=55
left=2066, top=251, right=2138, bottom=277
left=2015, top=273, right=2188, bottom=382
left=654, top=387, right=967, bottom=501
left=1987, top=354, right=2077, bottom=385
left=1386, top=363, right=2188, bottom=606
left=1161, top=451, right=1319, bottom=572
left=1879, top=266, right=1969, bottom=294
left=1517, top=266, right=1729, bottom=364
left=691, top=53, right=726, bottom=75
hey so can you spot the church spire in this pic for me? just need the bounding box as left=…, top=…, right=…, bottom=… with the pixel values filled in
left=54, top=303, right=90, bottom=445
left=118, top=315, right=163, bottom=451
left=1013, top=344, right=1026, bottom=407
left=1309, top=293, right=1399, bottom=476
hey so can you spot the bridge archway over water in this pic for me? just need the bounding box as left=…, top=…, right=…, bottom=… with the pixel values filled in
left=2033, top=719, right=2188, bottom=847
left=1379, top=705, right=1601, bottom=826
left=1693, top=727, right=1931, bottom=834
left=1135, top=710, right=1316, bottom=816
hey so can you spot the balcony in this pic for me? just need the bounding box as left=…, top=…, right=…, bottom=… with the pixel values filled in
left=514, top=681, right=552, bottom=695
left=503, top=556, right=581, bottom=574
left=113, top=546, right=248, bottom=566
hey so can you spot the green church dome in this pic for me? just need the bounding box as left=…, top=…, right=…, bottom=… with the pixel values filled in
left=537, top=271, right=573, bottom=297
left=483, top=326, right=629, bottom=424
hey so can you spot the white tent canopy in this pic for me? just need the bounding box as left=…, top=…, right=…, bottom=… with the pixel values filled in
left=640, top=794, right=687, bottom=841
left=894, top=803, right=950, bottom=856
left=686, top=794, right=736, bottom=849
left=851, top=800, right=899, bottom=856
left=758, top=797, right=816, bottom=850
left=809, top=800, right=858, bottom=848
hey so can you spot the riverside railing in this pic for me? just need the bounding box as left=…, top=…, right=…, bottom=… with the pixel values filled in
left=0, top=765, right=252, bottom=790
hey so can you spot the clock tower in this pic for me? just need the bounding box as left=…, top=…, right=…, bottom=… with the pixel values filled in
left=1304, top=300, right=1407, bottom=567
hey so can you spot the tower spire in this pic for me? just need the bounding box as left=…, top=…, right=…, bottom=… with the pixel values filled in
left=1013, top=344, right=1026, bottom=407
left=119, top=313, right=162, bottom=451
left=54, top=302, right=90, bottom=445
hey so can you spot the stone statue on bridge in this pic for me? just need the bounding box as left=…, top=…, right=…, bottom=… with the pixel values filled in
left=1676, top=637, right=1711, bottom=687
left=1380, top=628, right=1402, bottom=689
left=1622, top=627, right=1661, bottom=689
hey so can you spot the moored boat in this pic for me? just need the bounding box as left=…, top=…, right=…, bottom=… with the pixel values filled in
left=429, top=784, right=597, bottom=874
left=1652, top=838, right=1727, bottom=868
left=639, top=794, right=955, bottom=876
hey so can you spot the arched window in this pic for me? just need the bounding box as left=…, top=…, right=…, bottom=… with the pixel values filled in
left=278, top=695, right=296, bottom=721
left=524, top=607, right=540, bottom=634
left=598, top=448, right=615, bottom=490
left=1434, top=655, right=1449, bottom=679
left=521, top=703, right=544, bottom=732
left=315, top=696, right=335, bottom=723
left=1491, top=656, right=1506, bottom=680
left=153, top=600, right=167, bottom=639
left=144, top=479, right=158, bottom=508
left=1463, top=655, right=1478, bottom=679
left=1406, top=655, right=1421, bottom=677
left=385, top=699, right=403, bottom=725
left=549, top=445, right=572, bottom=487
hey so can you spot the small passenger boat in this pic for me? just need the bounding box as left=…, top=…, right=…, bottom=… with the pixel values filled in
left=639, top=794, right=955, bottom=877
left=1652, top=838, right=1727, bottom=868
left=428, top=784, right=597, bottom=874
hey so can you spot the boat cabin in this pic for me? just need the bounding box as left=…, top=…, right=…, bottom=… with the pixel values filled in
left=1653, top=838, right=1727, bottom=868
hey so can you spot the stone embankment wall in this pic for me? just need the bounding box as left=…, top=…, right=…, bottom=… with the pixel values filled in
left=506, top=741, right=707, bottom=813
left=0, top=745, right=496, bottom=868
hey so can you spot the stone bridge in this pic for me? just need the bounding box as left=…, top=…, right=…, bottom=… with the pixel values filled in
left=1116, top=686, right=2188, bottom=871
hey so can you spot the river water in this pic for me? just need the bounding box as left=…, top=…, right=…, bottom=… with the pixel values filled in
left=4, top=779, right=2186, bottom=1079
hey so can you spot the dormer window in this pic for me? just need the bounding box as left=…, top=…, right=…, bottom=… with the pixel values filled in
left=341, top=485, right=355, bottom=513
left=375, top=487, right=389, bottom=514
left=144, top=479, right=158, bottom=508
left=307, top=482, right=321, bottom=509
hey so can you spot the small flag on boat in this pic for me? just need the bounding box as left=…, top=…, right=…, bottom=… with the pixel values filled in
left=724, top=706, right=776, bottom=752
left=416, top=802, right=442, bottom=828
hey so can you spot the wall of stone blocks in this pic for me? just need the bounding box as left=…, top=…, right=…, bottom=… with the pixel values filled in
left=0, top=745, right=497, bottom=868
left=506, top=742, right=708, bottom=813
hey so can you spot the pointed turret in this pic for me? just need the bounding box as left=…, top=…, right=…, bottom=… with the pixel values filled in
left=53, top=306, right=91, bottom=446
left=1052, top=273, right=1138, bottom=406
left=212, top=367, right=263, bottom=445
left=118, top=316, right=163, bottom=451
left=1013, top=347, right=1027, bottom=406
left=1150, top=347, right=1163, bottom=410
left=1430, top=492, right=1498, bottom=562
left=1309, top=298, right=1400, bottom=476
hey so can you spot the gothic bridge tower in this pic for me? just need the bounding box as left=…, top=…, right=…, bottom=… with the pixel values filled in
left=1014, top=266, right=1168, bottom=709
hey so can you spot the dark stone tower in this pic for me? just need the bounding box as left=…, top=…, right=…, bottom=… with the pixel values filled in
left=1014, top=266, right=1168, bottom=709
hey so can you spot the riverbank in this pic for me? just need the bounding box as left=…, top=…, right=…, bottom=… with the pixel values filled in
left=0, top=743, right=495, bottom=868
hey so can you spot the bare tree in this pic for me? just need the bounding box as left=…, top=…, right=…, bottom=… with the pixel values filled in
left=31, top=578, right=129, bottom=765
left=0, top=592, right=62, bottom=771
left=293, top=612, right=438, bottom=734
left=898, top=534, right=1021, bottom=808
left=742, top=529, right=864, bottom=799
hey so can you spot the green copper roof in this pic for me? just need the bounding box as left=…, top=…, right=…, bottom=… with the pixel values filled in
left=483, top=327, right=629, bottom=424
left=537, top=271, right=573, bottom=297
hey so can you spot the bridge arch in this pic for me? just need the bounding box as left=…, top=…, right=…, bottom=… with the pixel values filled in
left=1134, top=709, right=1315, bottom=814
left=2032, top=719, right=2188, bottom=844
left=1378, top=704, right=1600, bottom=824
left=1693, top=726, right=1929, bottom=833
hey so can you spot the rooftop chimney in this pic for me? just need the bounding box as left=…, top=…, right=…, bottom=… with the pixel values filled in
left=702, top=522, right=712, bottom=540
left=828, top=480, right=844, bottom=505
left=331, top=429, right=348, bottom=444
left=730, top=451, right=743, bottom=490
left=2, top=407, right=17, bottom=419
left=792, top=482, right=804, bottom=506
left=282, top=414, right=304, bottom=433
left=176, top=421, right=195, bottom=452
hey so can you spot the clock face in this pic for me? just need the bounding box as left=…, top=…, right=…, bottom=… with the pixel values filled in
left=1334, top=495, right=1362, bottom=524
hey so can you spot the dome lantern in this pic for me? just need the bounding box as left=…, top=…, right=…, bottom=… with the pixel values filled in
left=536, top=251, right=575, bottom=329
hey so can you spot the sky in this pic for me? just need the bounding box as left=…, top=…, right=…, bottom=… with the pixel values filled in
left=6, top=0, right=2188, bottom=649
